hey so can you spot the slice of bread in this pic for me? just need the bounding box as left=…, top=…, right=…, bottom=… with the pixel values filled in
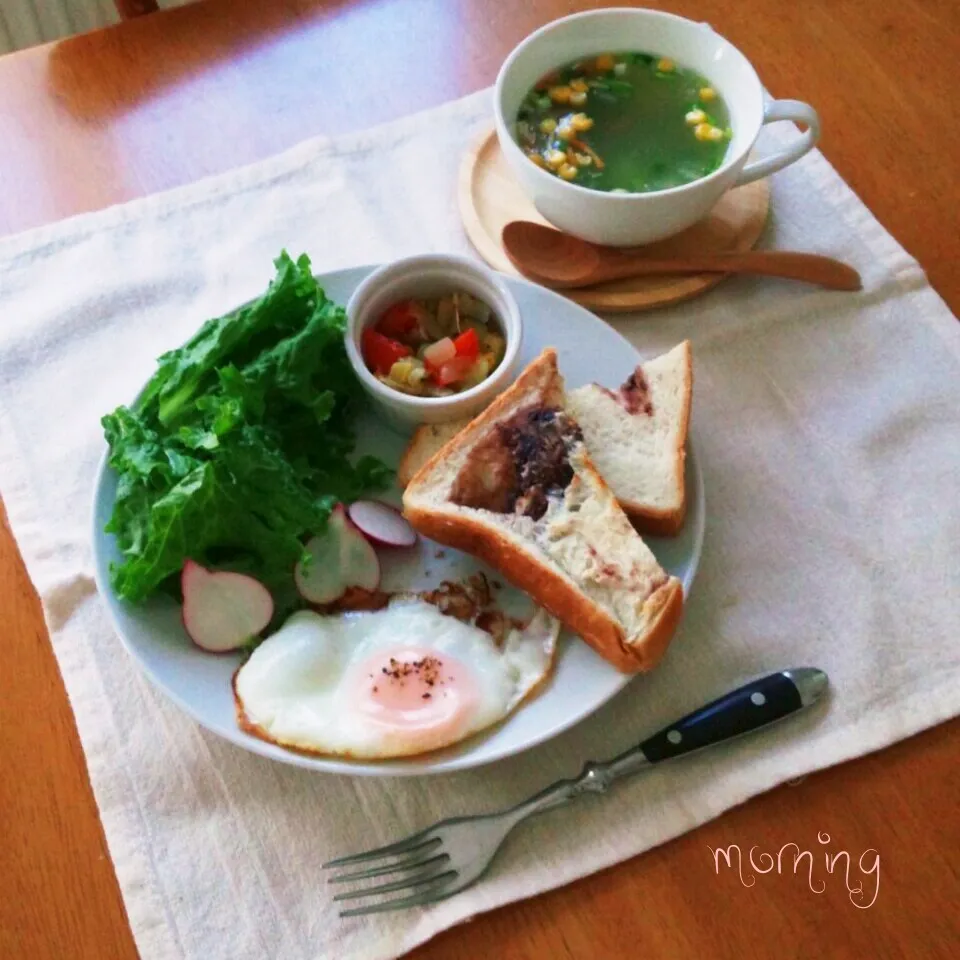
left=567, top=340, right=692, bottom=536
left=402, top=348, right=683, bottom=673
left=397, top=341, right=693, bottom=536
left=398, top=421, right=466, bottom=488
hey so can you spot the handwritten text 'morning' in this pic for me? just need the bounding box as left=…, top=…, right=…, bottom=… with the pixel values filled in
left=710, top=833, right=879, bottom=908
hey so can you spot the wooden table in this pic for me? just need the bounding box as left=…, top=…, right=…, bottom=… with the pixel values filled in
left=2, top=1, right=958, bottom=957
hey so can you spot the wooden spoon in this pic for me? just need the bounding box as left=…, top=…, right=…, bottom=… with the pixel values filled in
left=502, top=220, right=862, bottom=291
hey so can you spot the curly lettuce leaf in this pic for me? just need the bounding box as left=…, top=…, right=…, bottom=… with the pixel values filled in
left=136, top=251, right=320, bottom=426
left=102, top=251, right=390, bottom=611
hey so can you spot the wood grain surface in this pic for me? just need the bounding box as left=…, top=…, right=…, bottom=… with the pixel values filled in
left=1, top=2, right=958, bottom=959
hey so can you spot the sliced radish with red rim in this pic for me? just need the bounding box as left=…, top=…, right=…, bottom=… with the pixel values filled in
left=295, top=504, right=381, bottom=604
left=347, top=500, right=418, bottom=548
left=181, top=560, right=274, bottom=652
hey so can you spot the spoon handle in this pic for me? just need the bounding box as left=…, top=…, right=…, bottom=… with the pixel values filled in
left=594, top=249, right=862, bottom=291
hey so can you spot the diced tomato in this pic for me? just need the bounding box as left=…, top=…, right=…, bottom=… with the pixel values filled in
left=453, top=327, right=480, bottom=359
left=434, top=356, right=476, bottom=387
left=422, top=337, right=457, bottom=372
left=376, top=301, right=418, bottom=338
left=362, top=328, right=411, bottom=375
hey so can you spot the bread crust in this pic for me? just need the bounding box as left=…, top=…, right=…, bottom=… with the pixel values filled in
left=598, top=339, right=692, bottom=537
left=622, top=501, right=686, bottom=537
left=397, top=421, right=465, bottom=488
left=402, top=502, right=682, bottom=672
left=397, top=438, right=424, bottom=489
left=404, top=348, right=561, bottom=492
left=404, top=348, right=684, bottom=674
left=401, top=343, right=694, bottom=540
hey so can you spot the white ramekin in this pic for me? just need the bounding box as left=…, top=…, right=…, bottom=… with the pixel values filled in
left=345, top=255, right=523, bottom=430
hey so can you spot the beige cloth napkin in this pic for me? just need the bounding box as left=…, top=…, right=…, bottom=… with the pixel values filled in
left=1, top=90, right=958, bottom=960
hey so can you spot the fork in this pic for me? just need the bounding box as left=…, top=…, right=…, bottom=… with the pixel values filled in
left=324, top=667, right=828, bottom=917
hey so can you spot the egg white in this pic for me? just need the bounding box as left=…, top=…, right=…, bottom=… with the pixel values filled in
left=234, top=600, right=559, bottom=759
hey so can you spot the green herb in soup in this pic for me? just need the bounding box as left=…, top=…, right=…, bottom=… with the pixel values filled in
left=515, top=52, right=732, bottom=193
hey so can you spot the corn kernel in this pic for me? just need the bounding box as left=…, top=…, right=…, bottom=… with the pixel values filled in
left=570, top=78, right=589, bottom=93
left=548, top=85, right=572, bottom=104
left=556, top=123, right=574, bottom=141
left=539, top=117, right=557, bottom=134
left=706, top=125, right=724, bottom=141
left=483, top=332, right=506, bottom=363
left=613, top=61, right=627, bottom=77
left=574, top=152, right=593, bottom=167
left=545, top=149, right=567, bottom=169
left=569, top=90, right=588, bottom=107
left=571, top=113, right=594, bottom=131
left=379, top=373, right=419, bottom=395
left=462, top=356, right=492, bottom=388
left=527, top=151, right=546, bottom=168
left=595, top=53, right=615, bottom=72
left=694, top=122, right=713, bottom=141
left=574, top=142, right=605, bottom=169
left=657, top=58, right=675, bottom=72
left=558, top=163, right=578, bottom=181
left=700, top=86, right=717, bottom=101
left=388, top=359, right=415, bottom=384
left=685, top=109, right=706, bottom=126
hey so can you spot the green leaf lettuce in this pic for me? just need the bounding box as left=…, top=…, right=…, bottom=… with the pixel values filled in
left=101, top=251, right=390, bottom=613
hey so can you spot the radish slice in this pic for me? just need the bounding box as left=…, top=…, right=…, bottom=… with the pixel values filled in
left=295, top=504, right=381, bottom=604
left=347, top=500, right=418, bottom=548
left=181, top=560, right=274, bottom=652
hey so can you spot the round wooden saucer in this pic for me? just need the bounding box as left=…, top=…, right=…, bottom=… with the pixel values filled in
left=458, top=127, right=770, bottom=313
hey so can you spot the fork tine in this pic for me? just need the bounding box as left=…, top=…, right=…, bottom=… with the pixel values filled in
left=337, top=874, right=458, bottom=917
left=322, top=834, right=439, bottom=869
left=328, top=852, right=450, bottom=885
left=332, top=866, right=456, bottom=903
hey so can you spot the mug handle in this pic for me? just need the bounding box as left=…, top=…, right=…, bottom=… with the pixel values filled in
left=734, top=99, right=820, bottom=187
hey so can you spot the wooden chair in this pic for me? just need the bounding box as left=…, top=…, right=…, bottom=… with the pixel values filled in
left=115, top=0, right=160, bottom=16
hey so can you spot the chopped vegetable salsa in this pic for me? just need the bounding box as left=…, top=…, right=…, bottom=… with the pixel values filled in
left=362, top=292, right=505, bottom=396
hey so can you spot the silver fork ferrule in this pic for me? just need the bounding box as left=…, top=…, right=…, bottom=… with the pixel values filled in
left=509, top=747, right=651, bottom=819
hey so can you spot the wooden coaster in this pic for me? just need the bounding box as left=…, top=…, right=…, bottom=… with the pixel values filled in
left=458, top=127, right=770, bottom=314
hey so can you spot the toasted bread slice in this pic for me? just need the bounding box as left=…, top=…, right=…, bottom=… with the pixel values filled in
left=398, top=342, right=693, bottom=536
left=567, top=341, right=692, bottom=536
left=398, top=421, right=466, bottom=488
left=402, top=348, right=683, bottom=673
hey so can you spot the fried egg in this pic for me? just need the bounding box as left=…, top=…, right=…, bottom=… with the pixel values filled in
left=233, top=600, right=559, bottom=759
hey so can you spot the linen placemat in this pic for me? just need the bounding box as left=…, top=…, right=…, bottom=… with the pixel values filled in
left=1, top=90, right=958, bottom=960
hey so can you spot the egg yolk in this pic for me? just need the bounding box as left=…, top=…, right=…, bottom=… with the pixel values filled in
left=353, top=645, right=479, bottom=748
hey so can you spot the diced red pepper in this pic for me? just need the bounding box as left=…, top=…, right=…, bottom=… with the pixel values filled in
left=362, top=328, right=412, bottom=375
left=376, top=301, right=419, bottom=338
left=453, top=327, right=480, bottom=359
left=434, top=356, right=476, bottom=387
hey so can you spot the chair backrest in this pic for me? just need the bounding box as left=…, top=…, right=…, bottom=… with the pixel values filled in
left=116, top=0, right=159, bottom=17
